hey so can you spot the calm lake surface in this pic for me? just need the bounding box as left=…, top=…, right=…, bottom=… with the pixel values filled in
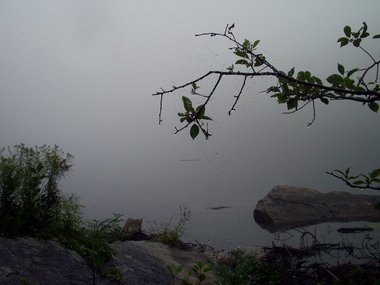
left=1, top=0, right=380, bottom=250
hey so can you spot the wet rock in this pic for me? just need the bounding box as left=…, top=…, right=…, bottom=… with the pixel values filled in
left=254, top=185, right=380, bottom=232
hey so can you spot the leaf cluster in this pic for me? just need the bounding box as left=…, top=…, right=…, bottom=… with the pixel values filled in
left=155, top=22, right=380, bottom=140
left=337, top=22, right=380, bottom=48
left=327, top=168, right=380, bottom=190
left=178, top=96, right=212, bottom=139
left=231, top=38, right=263, bottom=70
left=155, top=23, right=380, bottom=191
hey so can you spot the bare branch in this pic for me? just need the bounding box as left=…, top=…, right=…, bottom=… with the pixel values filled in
left=229, top=75, right=248, bottom=115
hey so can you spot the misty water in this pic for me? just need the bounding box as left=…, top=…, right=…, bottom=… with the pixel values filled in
left=1, top=1, right=380, bottom=251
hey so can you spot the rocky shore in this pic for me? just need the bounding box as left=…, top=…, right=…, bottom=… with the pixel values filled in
left=0, top=237, right=212, bottom=285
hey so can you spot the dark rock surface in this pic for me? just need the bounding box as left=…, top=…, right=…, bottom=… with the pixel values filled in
left=0, top=238, right=172, bottom=285
left=110, top=241, right=171, bottom=285
left=254, top=185, right=380, bottom=232
left=0, top=237, right=118, bottom=285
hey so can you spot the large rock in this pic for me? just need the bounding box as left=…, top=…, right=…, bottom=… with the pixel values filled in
left=254, top=185, right=380, bottom=232
left=0, top=238, right=172, bottom=285
left=0, top=237, right=119, bottom=285
left=0, top=237, right=212, bottom=285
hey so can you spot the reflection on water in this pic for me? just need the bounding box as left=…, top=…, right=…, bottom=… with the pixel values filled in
left=271, top=222, right=380, bottom=265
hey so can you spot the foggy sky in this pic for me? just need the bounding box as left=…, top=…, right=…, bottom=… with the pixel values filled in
left=1, top=0, right=379, bottom=248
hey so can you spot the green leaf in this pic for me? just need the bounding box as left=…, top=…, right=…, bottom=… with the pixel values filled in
left=320, top=97, right=329, bottom=105
left=234, top=49, right=248, bottom=59
left=344, top=26, right=351, bottom=37
left=347, top=68, right=358, bottom=78
left=242, top=39, right=251, bottom=49
left=373, top=34, right=380, bottom=39
left=235, top=59, right=250, bottom=65
left=360, top=32, right=369, bottom=38
left=326, top=74, right=343, bottom=86
left=182, top=96, right=193, bottom=112
left=345, top=167, right=351, bottom=176
left=337, top=37, right=349, bottom=47
left=353, top=39, right=361, bottom=47
left=370, top=169, right=380, bottom=179
left=288, top=67, right=295, bottom=77
left=297, top=71, right=305, bottom=81
left=202, top=116, right=212, bottom=121
left=252, top=39, right=260, bottom=49
left=287, top=98, right=298, bottom=110
left=343, top=77, right=355, bottom=89
left=362, top=22, right=368, bottom=33
left=254, top=55, right=265, bottom=66
left=369, top=102, right=379, bottom=113
left=195, top=105, right=205, bottom=119
left=314, top=77, right=322, bottom=85
left=337, top=63, right=345, bottom=75
left=180, top=117, right=186, bottom=123
left=190, top=124, right=199, bottom=140
left=353, top=180, right=365, bottom=186
left=191, top=82, right=198, bottom=90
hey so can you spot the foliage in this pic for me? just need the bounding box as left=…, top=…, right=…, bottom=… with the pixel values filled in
left=60, top=213, right=126, bottom=284
left=0, top=144, right=125, bottom=283
left=149, top=206, right=191, bottom=246
left=0, top=144, right=75, bottom=236
left=327, top=167, right=380, bottom=191
left=154, top=23, right=380, bottom=190
left=211, top=249, right=279, bottom=285
left=170, top=248, right=380, bottom=285
left=168, top=261, right=212, bottom=285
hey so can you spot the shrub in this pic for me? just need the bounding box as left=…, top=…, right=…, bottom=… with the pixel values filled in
left=0, top=144, right=76, bottom=237
left=149, top=206, right=191, bottom=246
left=211, top=249, right=280, bottom=285
left=0, top=144, right=125, bottom=282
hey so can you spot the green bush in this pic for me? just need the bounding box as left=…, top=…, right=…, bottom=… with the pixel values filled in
left=0, top=144, right=125, bottom=282
left=211, top=249, right=279, bottom=285
left=149, top=206, right=190, bottom=246
left=0, top=144, right=77, bottom=237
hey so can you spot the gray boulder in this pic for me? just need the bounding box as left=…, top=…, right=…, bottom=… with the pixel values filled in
left=254, top=185, right=380, bottom=232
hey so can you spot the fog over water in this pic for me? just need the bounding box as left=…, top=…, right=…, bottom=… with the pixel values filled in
left=1, top=1, right=380, bottom=248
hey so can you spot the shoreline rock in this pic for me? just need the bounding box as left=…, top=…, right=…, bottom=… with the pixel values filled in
left=0, top=237, right=212, bottom=285
left=253, top=185, right=380, bottom=232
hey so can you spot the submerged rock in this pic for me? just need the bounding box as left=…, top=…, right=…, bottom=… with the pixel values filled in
left=253, top=185, right=380, bottom=232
